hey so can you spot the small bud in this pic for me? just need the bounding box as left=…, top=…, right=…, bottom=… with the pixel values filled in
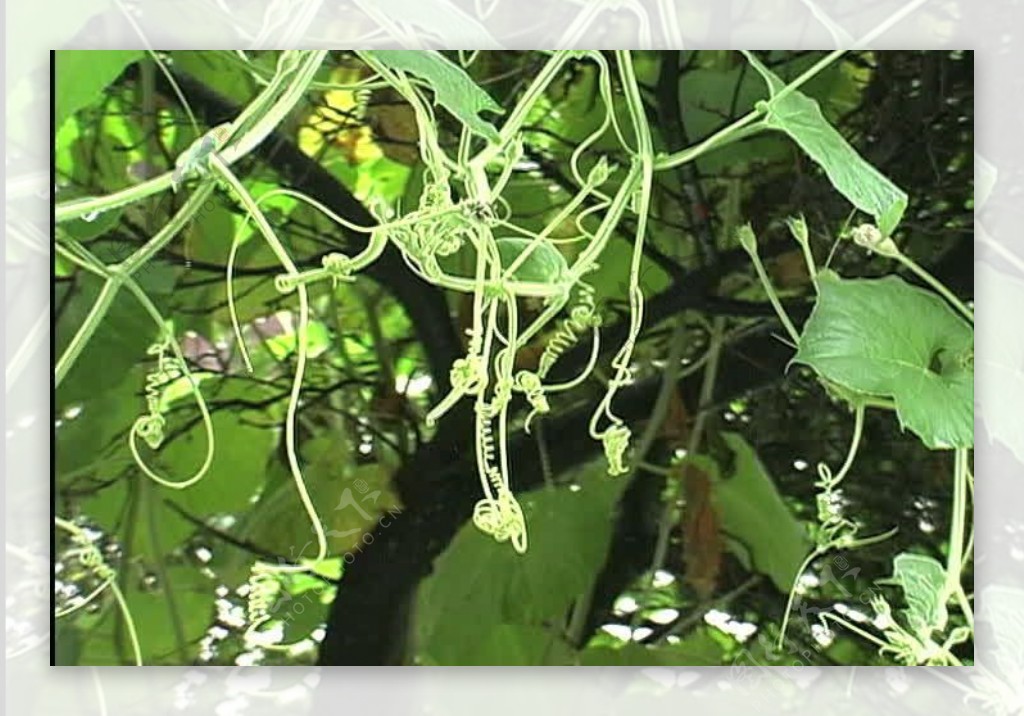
left=587, top=156, right=614, bottom=186
left=785, top=215, right=809, bottom=245
left=737, top=224, right=758, bottom=255
left=849, top=223, right=901, bottom=258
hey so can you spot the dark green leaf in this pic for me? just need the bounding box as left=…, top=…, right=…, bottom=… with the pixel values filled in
left=793, top=270, right=973, bottom=449
left=712, top=433, right=811, bottom=592
left=56, top=277, right=159, bottom=407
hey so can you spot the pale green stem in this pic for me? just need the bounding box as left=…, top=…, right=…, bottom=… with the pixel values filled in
left=56, top=50, right=325, bottom=223
left=895, top=253, right=974, bottom=324
left=742, top=235, right=801, bottom=344
left=947, top=448, right=973, bottom=630
left=55, top=181, right=216, bottom=386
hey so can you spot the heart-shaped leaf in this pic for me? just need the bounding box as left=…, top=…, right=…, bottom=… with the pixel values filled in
left=793, top=270, right=973, bottom=450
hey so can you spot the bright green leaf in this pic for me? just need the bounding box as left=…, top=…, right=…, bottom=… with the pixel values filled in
left=882, top=552, right=949, bottom=637
left=54, top=50, right=144, bottom=130
left=303, top=557, right=344, bottom=582
left=793, top=269, right=973, bottom=449
left=363, top=50, right=502, bottom=140
left=712, top=433, right=811, bottom=592
left=266, top=319, right=332, bottom=360
left=742, top=51, right=907, bottom=235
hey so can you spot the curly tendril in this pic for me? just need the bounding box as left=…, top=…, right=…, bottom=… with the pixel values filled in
left=54, top=517, right=142, bottom=665
left=600, top=424, right=632, bottom=476
left=132, top=335, right=179, bottom=450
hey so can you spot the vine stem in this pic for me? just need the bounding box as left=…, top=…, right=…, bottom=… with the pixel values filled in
left=739, top=225, right=802, bottom=345
left=54, top=517, right=142, bottom=666
left=209, top=154, right=328, bottom=570
left=55, top=50, right=325, bottom=223
left=895, top=253, right=974, bottom=324
left=947, top=448, right=973, bottom=630
left=55, top=179, right=215, bottom=385
left=655, top=0, right=932, bottom=175
left=778, top=403, right=867, bottom=650
left=649, top=316, right=726, bottom=577
left=472, top=50, right=573, bottom=170
left=56, top=50, right=325, bottom=386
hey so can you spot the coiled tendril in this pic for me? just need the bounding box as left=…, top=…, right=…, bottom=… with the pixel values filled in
left=132, top=334, right=180, bottom=450
left=538, top=282, right=599, bottom=379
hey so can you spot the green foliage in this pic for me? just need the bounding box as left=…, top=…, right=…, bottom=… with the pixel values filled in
left=51, top=49, right=972, bottom=667
left=710, top=434, right=812, bottom=592
left=415, top=468, right=627, bottom=665
left=363, top=50, right=503, bottom=140
left=78, top=565, right=215, bottom=665
left=55, top=279, right=159, bottom=407
left=742, top=51, right=908, bottom=235
left=54, top=50, right=144, bottom=130
left=884, top=552, right=949, bottom=636
left=793, top=269, right=973, bottom=449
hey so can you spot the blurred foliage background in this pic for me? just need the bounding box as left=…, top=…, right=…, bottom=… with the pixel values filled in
left=53, top=50, right=973, bottom=666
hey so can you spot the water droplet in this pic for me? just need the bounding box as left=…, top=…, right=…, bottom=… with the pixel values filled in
left=81, top=210, right=100, bottom=223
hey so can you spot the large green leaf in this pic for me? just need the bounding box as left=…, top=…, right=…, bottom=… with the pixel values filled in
left=75, top=564, right=215, bottom=665
left=240, top=433, right=400, bottom=561
left=54, top=50, right=144, bottom=130
left=76, top=378, right=279, bottom=564
left=363, top=50, right=502, bottom=141
left=415, top=467, right=627, bottom=665
left=793, top=269, right=973, bottom=449
left=712, top=433, right=811, bottom=592
left=742, top=51, right=907, bottom=235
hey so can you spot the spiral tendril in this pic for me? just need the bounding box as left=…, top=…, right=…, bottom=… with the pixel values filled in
left=132, top=335, right=180, bottom=451
left=538, top=283, right=599, bottom=379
